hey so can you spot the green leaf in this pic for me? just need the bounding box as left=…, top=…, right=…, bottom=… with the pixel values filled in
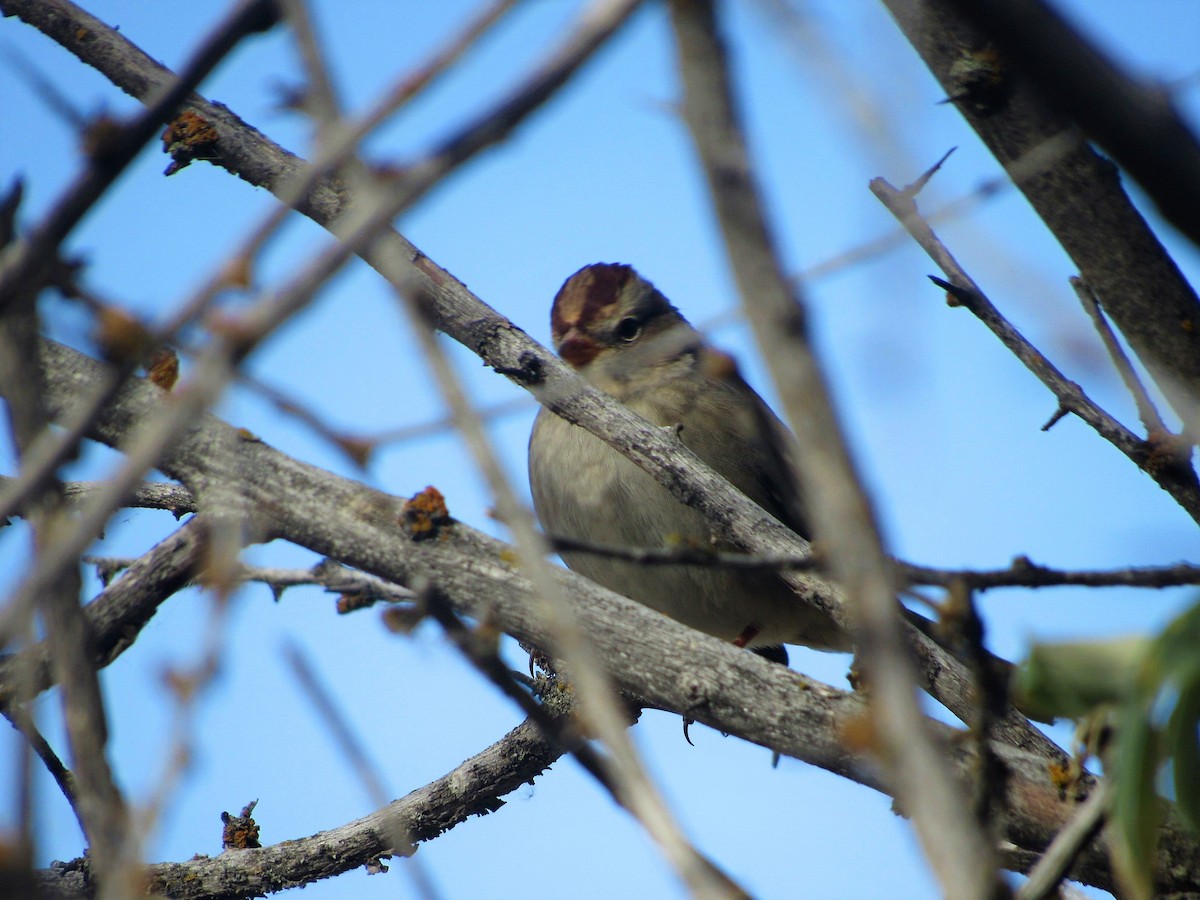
left=1013, top=636, right=1149, bottom=721
left=1110, top=692, right=1162, bottom=900
left=1166, top=669, right=1200, bottom=834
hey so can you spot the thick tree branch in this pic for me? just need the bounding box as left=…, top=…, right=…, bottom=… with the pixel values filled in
left=21, top=337, right=1200, bottom=896
left=881, top=0, right=1200, bottom=435
left=944, top=0, right=1200, bottom=251
left=4, top=0, right=1058, bottom=769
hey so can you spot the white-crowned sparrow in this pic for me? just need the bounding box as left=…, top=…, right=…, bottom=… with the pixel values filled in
left=528, top=263, right=849, bottom=657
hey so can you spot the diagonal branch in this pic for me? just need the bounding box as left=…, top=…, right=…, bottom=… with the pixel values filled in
left=667, top=1, right=1001, bottom=895
left=3, top=0, right=1058, bottom=766
left=0, top=516, right=208, bottom=708
left=1071, top=276, right=1168, bottom=436
left=23, top=336, right=1200, bottom=896
left=37, top=717, right=564, bottom=900
left=869, top=171, right=1200, bottom=523
left=881, top=0, right=1200, bottom=436
left=943, top=0, right=1200, bottom=250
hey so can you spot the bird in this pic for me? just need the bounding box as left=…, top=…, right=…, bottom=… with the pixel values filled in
left=528, top=262, right=850, bottom=660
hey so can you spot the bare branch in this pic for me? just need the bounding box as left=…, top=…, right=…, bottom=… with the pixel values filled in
left=0, top=517, right=208, bottom=708
left=2, top=703, right=80, bottom=833
left=667, top=2, right=1002, bottom=895
left=21, top=337, right=1200, bottom=894
left=881, top=0, right=1200, bottom=435
left=902, top=558, right=1200, bottom=591
left=869, top=172, right=1200, bottom=522
left=37, top=718, right=564, bottom=900
left=1071, top=276, right=1169, bottom=436
left=943, top=0, right=1200, bottom=250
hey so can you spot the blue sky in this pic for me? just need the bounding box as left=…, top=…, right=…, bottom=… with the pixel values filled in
left=3, top=1, right=1199, bottom=897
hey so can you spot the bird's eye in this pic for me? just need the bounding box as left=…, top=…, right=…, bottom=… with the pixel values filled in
left=615, top=316, right=642, bottom=342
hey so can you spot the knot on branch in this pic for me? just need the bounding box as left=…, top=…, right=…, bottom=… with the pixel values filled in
left=1141, top=430, right=1197, bottom=481
left=489, top=345, right=545, bottom=386
left=945, top=46, right=1012, bottom=115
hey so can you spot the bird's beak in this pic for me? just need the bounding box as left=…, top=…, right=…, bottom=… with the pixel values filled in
left=557, top=328, right=601, bottom=368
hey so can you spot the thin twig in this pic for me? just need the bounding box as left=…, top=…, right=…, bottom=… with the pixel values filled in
left=278, top=0, right=342, bottom=129
left=901, top=558, right=1200, bottom=590
left=1071, top=276, right=1168, bottom=435
left=869, top=173, right=1200, bottom=523
left=0, top=517, right=208, bottom=709
left=550, top=537, right=1200, bottom=590
left=1016, top=780, right=1110, bottom=900
left=394, top=282, right=746, bottom=899
left=281, top=640, right=441, bottom=900
left=549, top=533, right=821, bottom=571
left=2, top=703, right=80, bottom=832
left=669, top=2, right=1003, bottom=895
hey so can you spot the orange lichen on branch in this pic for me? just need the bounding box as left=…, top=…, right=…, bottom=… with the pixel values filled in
left=401, top=486, right=452, bottom=541
left=162, top=110, right=220, bottom=175
left=221, top=800, right=262, bottom=850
